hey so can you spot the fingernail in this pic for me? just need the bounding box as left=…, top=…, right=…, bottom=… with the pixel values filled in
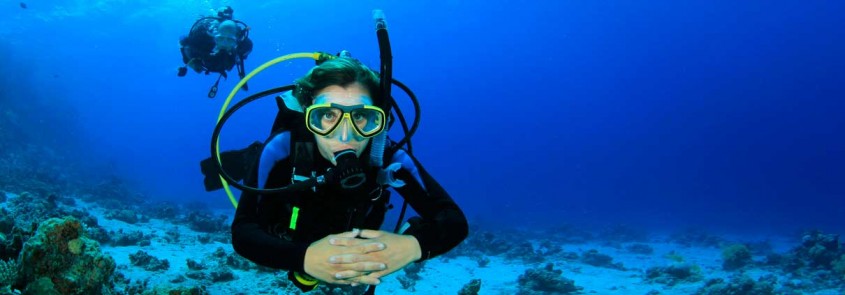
left=379, top=263, right=386, bottom=270
left=351, top=283, right=359, bottom=287
left=335, top=273, right=343, bottom=279
left=377, top=243, right=385, bottom=250
left=329, top=256, right=337, bottom=263
left=330, top=238, right=337, bottom=244
left=375, top=279, right=381, bottom=284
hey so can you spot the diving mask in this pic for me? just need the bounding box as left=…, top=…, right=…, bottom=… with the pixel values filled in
left=214, top=35, right=238, bottom=52
left=305, top=103, right=385, bottom=138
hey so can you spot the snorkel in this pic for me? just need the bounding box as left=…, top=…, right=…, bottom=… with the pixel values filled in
left=369, top=9, right=391, bottom=168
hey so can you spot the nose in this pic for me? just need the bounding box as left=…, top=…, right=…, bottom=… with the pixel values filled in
left=338, top=120, right=352, bottom=143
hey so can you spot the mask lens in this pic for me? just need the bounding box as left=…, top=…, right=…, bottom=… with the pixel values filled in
left=308, top=107, right=343, bottom=135
left=350, top=108, right=384, bottom=136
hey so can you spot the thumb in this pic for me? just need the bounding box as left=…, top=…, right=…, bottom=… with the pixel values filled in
left=334, top=228, right=362, bottom=239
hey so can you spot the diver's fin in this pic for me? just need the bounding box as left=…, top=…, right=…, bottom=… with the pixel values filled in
left=200, top=141, right=264, bottom=191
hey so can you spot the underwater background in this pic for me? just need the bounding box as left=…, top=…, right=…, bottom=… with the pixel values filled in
left=1, top=1, right=844, bottom=294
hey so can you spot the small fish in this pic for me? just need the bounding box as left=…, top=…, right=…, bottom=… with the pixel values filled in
left=20, top=2, right=27, bottom=9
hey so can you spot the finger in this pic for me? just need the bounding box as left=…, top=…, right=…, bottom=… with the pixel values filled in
left=329, top=237, right=359, bottom=246
left=345, top=262, right=387, bottom=272
left=329, top=254, right=363, bottom=264
left=334, top=228, right=361, bottom=239
left=356, top=273, right=383, bottom=285
left=330, top=229, right=364, bottom=246
left=366, top=269, right=390, bottom=279
left=356, top=274, right=382, bottom=285
left=331, top=241, right=386, bottom=254
left=333, top=270, right=365, bottom=280
left=357, top=229, right=383, bottom=239
left=359, top=242, right=386, bottom=253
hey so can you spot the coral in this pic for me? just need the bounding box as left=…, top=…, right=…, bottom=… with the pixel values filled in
left=209, top=268, right=235, bottom=283
left=23, top=276, right=60, bottom=295
left=403, top=260, right=425, bottom=280
left=0, top=229, right=25, bottom=262
left=505, top=241, right=545, bottom=263
left=142, top=202, right=180, bottom=222
left=458, top=279, right=482, bottom=295
left=108, top=229, right=152, bottom=247
left=581, top=249, right=625, bottom=270
left=86, top=226, right=110, bottom=245
left=105, top=209, right=140, bottom=224
left=186, top=259, right=206, bottom=271
left=775, top=229, right=844, bottom=279
left=225, top=251, right=258, bottom=271
left=397, top=260, right=426, bottom=291
left=184, top=211, right=228, bottom=233
left=721, top=244, right=752, bottom=271
left=694, top=274, right=776, bottom=295
left=129, top=250, right=169, bottom=272
left=462, top=230, right=514, bottom=256
left=0, top=259, right=17, bottom=289
left=799, top=230, right=840, bottom=268
left=475, top=256, right=490, bottom=267
left=517, top=263, right=583, bottom=295
left=645, top=263, right=702, bottom=286
left=18, top=216, right=116, bottom=294
left=7, top=192, right=61, bottom=232
left=397, top=275, right=416, bottom=291
left=0, top=209, right=13, bottom=234
left=67, top=239, right=83, bottom=255
left=834, top=254, right=845, bottom=277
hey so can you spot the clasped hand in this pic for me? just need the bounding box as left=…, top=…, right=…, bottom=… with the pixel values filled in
left=303, top=228, right=422, bottom=286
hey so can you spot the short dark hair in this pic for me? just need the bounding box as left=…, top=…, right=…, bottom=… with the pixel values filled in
left=293, top=57, right=381, bottom=108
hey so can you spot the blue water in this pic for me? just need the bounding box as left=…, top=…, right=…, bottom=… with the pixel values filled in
left=3, top=0, right=844, bottom=239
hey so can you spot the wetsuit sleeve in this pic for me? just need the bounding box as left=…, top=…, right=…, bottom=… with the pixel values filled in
left=392, top=149, right=469, bottom=261
left=231, top=135, right=310, bottom=272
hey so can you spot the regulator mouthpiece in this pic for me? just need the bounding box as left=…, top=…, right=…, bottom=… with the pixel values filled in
left=332, top=150, right=366, bottom=189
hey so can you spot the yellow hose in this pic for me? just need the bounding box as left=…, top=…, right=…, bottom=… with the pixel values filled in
left=215, top=52, right=326, bottom=208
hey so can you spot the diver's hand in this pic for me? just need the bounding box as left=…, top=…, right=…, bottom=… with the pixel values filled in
left=303, top=229, right=388, bottom=285
left=328, top=229, right=422, bottom=286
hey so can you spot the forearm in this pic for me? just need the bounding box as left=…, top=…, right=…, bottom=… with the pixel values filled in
left=396, top=168, right=469, bottom=261
left=231, top=219, right=310, bottom=272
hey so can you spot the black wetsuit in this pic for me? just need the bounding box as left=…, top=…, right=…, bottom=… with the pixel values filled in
left=231, top=131, right=469, bottom=275
left=179, top=17, right=253, bottom=77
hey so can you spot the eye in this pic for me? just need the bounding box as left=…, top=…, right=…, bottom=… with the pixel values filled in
left=321, top=111, right=337, bottom=121
left=352, top=112, right=367, bottom=122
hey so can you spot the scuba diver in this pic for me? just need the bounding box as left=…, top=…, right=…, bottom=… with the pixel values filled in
left=200, top=10, right=468, bottom=294
left=177, top=6, right=253, bottom=98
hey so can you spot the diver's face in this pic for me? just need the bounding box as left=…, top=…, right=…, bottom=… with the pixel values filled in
left=312, top=83, right=373, bottom=165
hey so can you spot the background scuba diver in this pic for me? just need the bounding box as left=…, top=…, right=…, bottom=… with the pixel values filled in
left=177, top=6, right=253, bottom=97
left=230, top=57, right=468, bottom=291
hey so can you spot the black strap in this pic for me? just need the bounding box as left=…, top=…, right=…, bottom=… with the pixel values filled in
left=291, top=141, right=315, bottom=189
left=237, top=56, right=249, bottom=91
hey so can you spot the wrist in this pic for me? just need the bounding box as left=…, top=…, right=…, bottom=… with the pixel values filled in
left=406, top=235, right=422, bottom=261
